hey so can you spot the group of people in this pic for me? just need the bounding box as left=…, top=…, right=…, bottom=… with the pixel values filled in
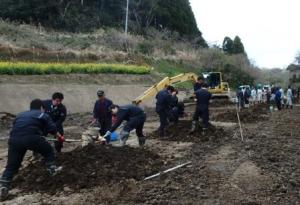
left=155, top=76, right=211, bottom=136
left=237, top=85, right=294, bottom=111
left=0, top=93, right=66, bottom=200
left=0, top=76, right=213, bottom=201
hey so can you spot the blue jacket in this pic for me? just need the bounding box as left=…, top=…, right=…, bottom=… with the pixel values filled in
left=110, top=105, right=145, bottom=132
left=155, top=89, right=172, bottom=113
left=43, top=100, right=67, bottom=133
left=275, top=90, right=281, bottom=101
left=10, top=110, right=57, bottom=139
left=195, top=88, right=212, bottom=110
left=93, top=98, right=113, bottom=121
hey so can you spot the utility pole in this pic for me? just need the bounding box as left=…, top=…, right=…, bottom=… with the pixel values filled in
left=125, top=0, right=129, bottom=35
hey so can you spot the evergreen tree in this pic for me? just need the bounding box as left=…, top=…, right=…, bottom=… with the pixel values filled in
left=232, top=36, right=245, bottom=54
left=222, top=36, right=234, bottom=54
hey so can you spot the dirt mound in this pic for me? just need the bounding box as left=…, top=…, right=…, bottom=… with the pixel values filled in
left=212, top=104, right=269, bottom=123
left=14, top=145, right=163, bottom=195
left=0, top=112, right=15, bottom=130
left=148, top=120, right=230, bottom=143
left=210, top=99, right=236, bottom=107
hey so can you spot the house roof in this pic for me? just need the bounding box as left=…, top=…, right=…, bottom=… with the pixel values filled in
left=287, top=64, right=300, bottom=71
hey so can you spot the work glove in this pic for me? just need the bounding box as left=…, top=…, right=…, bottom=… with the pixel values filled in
left=104, top=131, right=111, bottom=138
left=57, top=135, right=65, bottom=143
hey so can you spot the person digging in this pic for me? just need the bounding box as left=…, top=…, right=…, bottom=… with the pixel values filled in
left=103, top=104, right=146, bottom=147
left=190, top=83, right=212, bottom=135
left=0, top=99, right=62, bottom=201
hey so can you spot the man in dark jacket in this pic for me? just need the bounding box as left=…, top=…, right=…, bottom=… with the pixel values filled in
left=43, top=92, right=67, bottom=153
left=92, top=90, right=113, bottom=140
left=155, top=86, right=175, bottom=137
left=191, top=84, right=212, bottom=133
left=104, top=104, right=146, bottom=147
left=168, top=89, right=185, bottom=124
left=0, top=99, right=62, bottom=201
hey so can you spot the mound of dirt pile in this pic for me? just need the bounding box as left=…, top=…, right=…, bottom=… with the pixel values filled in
left=212, top=104, right=269, bottom=123
left=0, top=112, right=15, bottom=130
left=149, top=120, right=230, bottom=143
left=14, top=145, right=163, bottom=194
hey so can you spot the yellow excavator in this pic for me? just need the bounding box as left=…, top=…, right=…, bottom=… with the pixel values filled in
left=133, top=72, right=230, bottom=105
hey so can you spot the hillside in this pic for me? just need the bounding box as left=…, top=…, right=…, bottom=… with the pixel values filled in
left=0, top=0, right=206, bottom=47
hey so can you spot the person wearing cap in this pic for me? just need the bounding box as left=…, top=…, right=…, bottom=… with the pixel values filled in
left=0, top=99, right=62, bottom=201
left=43, top=92, right=67, bottom=153
left=92, top=90, right=113, bottom=140
left=190, top=83, right=212, bottom=133
left=104, top=104, right=146, bottom=147
left=155, top=85, right=175, bottom=137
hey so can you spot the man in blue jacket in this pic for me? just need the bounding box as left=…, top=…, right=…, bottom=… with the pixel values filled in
left=155, top=86, right=175, bottom=137
left=92, top=90, right=113, bottom=141
left=191, top=83, right=212, bottom=133
left=104, top=104, right=146, bottom=147
left=275, top=87, right=282, bottom=110
left=43, top=92, right=67, bottom=153
left=0, top=99, right=62, bottom=201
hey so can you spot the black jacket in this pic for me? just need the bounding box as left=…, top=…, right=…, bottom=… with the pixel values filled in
left=43, top=100, right=67, bottom=133
left=155, top=89, right=172, bottom=113
left=10, top=110, right=57, bottom=139
left=93, top=98, right=113, bottom=121
left=195, top=88, right=212, bottom=110
left=110, top=105, right=145, bottom=132
left=194, top=82, right=203, bottom=92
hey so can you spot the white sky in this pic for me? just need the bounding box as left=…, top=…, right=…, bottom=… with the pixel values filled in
left=190, top=0, right=300, bottom=68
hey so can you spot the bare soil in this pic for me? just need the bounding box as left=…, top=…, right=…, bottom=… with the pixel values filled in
left=1, top=94, right=300, bottom=204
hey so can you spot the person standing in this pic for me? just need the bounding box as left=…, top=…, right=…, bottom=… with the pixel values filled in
left=104, top=104, right=146, bottom=147
left=251, top=87, right=257, bottom=105
left=257, top=87, right=263, bottom=103
left=237, top=87, right=244, bottom=110
left=91, top=90, right=113, bottom=142
left=191, top=83, right=212, bottom=133
left=0, top=99, right=62, bottom=201
left=286, top=86, right=293, bottom=109
left=155, top=86, right=174, bottom=137
left=43, top=92, right=67, bottom=153
left=275, top=88, right=282, bottom=110
left=194, top=76, right=204, bottom=92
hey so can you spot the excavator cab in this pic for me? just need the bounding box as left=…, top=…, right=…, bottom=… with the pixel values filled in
left=203, top=72, right=230, bottom=99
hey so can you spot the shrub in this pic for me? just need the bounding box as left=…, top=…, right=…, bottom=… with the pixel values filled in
left=137, top=41, right=154, bottom=55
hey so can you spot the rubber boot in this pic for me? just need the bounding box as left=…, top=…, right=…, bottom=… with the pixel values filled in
left=117, top=130, right=129, bottom=147
left=190, top=121, right=196, bottom=133
left=138, top=136, right=146, bottom=146
left=202, top=127, right=208, bottom=136
left=0, top=178, right=10, bottom=201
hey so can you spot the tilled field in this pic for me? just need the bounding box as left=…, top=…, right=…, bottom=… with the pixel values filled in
left=211, top=103, right=270, bottom=123
left=13, top=145, right=163, bottom=195
left=1, top=103, right=300, bottom=205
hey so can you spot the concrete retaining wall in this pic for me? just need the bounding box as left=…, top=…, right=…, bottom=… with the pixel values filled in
left=0, top=84, right=155, bottom=114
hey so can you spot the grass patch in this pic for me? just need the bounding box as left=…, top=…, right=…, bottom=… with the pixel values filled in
left=0, top=62, right=150, bottom=75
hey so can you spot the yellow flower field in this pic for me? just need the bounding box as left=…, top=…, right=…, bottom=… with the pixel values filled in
left=0, top=62, right=150, bottom=75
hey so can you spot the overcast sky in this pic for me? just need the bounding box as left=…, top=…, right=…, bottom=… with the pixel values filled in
left=190, top=0, right=300, bottom=68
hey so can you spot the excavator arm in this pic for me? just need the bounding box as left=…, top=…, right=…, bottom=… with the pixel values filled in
left=133, top=73, right=198, bottom=105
